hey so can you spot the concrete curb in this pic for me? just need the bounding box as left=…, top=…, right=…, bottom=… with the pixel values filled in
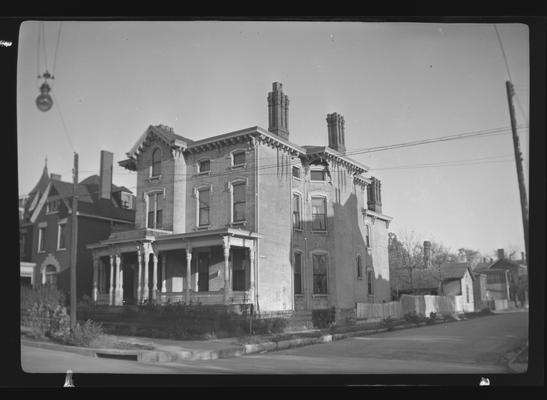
left=505, top=342, right=528, bottom=373
left=21, top=313, right=496, bottom=363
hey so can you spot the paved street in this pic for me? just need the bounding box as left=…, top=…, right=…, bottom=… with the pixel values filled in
left=21, top=311, right=527, bottom=375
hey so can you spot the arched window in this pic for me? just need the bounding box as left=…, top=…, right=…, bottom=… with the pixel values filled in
left=151, top=148, right=161, bottom=177
left=356, top=255, right=363, bottom=278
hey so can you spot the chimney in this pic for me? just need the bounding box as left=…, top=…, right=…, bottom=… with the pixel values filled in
left=99, top=150, right=113, bottom=200
left=367, top=177, right=382, bottom=213
left=497, top=248, right=505, bottom=260
left=50, top=173, right=61, bottom=181
left=267, top=82, right=289, bottom=139
left=326, top=113, right=346, bottom=154
left=423, top=241, right=431, bottom=269
left=521, top=251, right=525, bottom=264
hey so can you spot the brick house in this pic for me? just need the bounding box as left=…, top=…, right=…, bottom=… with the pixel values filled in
left=19, top=151, right=135, bottom=299
left=87, top=82, right=393, bottom=318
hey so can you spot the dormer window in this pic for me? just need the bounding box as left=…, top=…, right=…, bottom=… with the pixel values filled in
left=151, top=148, right=161, bottom=177
left=232, top=151, right=246, bottom=167
left=198, top=159, right=211, bottom=174
left=46, top=199, right=60, bottom=214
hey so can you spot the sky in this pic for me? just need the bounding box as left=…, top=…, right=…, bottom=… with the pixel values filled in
left=17, top=20, right=530, bottom=257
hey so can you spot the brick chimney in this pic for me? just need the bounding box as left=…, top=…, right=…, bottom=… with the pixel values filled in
left=326, top=112, right=346, bottom=154
left=423, top=241, right=432, bottom=269
left=267, top=82, right=289, bottom=139
left=99, top=150, right=113, bottom=200
left=497, top=248, right=505, bottom=260
left=367, top=177, right=382, bottom=213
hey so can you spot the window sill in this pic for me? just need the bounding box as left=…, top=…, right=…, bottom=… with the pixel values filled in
left=37, top=250, right=46, bottom=254
left=198, top=171, right=211, bottom=176
left=311, top=230, right=328, bottom=235
left=230, top=163, right=247, bottom=170
left=357, top=276, right=364, bottom=280
left=196, top=225, right=211, bottom=231
left=293, top=227, right=303, bottom=232
left=147, top=175, right=162, bottom=182
left=230, top=221, right=247, bottom=228
left=292, top=176, right=302, bottom=181
left=312, top=294, right=328, bottom=298
left=57, top=248, right=67, bottom=251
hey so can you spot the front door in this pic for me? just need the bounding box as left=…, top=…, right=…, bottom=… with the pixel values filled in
left=197, top=252, right=209, bottom=292
left=232, top=248, right=248, bottom=291
left=123, top=264, right=136, bottom=305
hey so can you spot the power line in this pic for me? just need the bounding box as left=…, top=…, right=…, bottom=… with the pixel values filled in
left=50, top=91, right=76, bottom=153
left=52, top=22, right=62, bottom=80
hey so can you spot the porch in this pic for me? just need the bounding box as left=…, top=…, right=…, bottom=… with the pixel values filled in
left=87, top=227, right=260, bottom=307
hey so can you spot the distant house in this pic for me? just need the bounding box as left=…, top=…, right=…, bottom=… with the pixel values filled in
left=19, top=151, right=136, bottom=299
left=392, top=262, right=475, bottom=313
left=439, top=262, right=475, bottom=313
left=472, top=271, right=488, bottom=311
left=474, top=249, right=528, bottom=308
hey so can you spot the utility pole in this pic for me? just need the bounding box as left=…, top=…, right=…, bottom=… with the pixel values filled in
left=70, top=152, right=79, bottom=328
left=505, top=81, right=529, bottom=260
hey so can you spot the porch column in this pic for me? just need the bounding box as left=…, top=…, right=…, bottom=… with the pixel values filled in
left=114, top=253, right=122, bottom=305
left=152, top=253, right=159, bottom=300
left=185, top=248, right=192, bottom=304
left=143, top=251, right=150, bottom=301
left=92, top=255, right=99, bottom=302
left=109, top=255, right=114, bottom=306
left=137, top=246, right=144, bottom=303
left=161, top=253, right=167, bottom=293
left=223, top=236, right=231, bottom=303
left=249, top=245, right=255, bottom=302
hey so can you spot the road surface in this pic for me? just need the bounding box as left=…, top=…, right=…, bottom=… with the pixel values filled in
left=21, top=311, right=527, bottom=375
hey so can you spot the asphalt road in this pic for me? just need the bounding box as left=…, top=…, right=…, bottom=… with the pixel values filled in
left=21, top=311, right=528, bottom=376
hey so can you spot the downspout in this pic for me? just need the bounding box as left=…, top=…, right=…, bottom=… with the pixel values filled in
left=289, top=152, right=294, bottom=313
left=254, top=137, right=260, bottom=316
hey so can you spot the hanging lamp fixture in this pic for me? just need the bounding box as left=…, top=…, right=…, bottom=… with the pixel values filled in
left=35, top=22, right=61, bottom=112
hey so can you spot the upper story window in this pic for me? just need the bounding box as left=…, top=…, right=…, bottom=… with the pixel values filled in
left=38, top=226, right=46, bottom=252
left=312, top=253, right=328, bottom=294
left=311, top=196, right=327, bottom=231
left=294, top=252, right=303, bottom=295
left=232, top=182, right=246, bottom=222
left=46, top=199, right=60, bottom=214
left=292, top=193, right=302, bottom=230
left=198, top=159, right=211, bottom=174
left=310, top=169, right=326, bottom=181
left=57, top=223, right=67, bottom=250
left=198, top=188, right=210, bottom=226
left=365, top=224, right=372, bottom=248
left=120, top=192, right=134, bottom=210
left=357, top=255, right=363, bottom=278
left=232, top=151, right=246, bottom=167
left=151, top=148, right=162, bottom=177
left=292, top=166, right=301, bottom=179
left=367, top=269, right=374, bottom=295
left=147, top=192, right=163, bottom=229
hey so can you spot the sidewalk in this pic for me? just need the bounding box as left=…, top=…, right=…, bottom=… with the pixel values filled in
left=21, top=312, right=501, bottom=364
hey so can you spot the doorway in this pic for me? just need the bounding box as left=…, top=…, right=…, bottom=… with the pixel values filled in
left=197, top=252, right=209, bottom=292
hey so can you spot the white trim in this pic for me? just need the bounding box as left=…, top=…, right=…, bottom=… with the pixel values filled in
left=310, top=194, right=328, bottom=232
left=196, top=157, right=212, bottom=175
left=291, top=190, right=303, bottom=230
left=229, top=178, right=248, bottom=224
left=230, top=148, right=247, bottom=168
left=150, top=146, right=163, bottom=178
left=37, top=225, right=46, bottom=253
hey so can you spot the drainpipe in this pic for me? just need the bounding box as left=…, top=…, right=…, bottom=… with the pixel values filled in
left=254, top=137, right=260, bottom=316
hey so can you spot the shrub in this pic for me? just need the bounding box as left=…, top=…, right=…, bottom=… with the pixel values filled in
left=69, top=320, right=104, bottom=347
left=380, top=316, right=395, bottom=331
left=426, top=312, right=437, bottom=325
left=404, top=311, right=426, bottom=326
left=21, top=285, right=66, bottom=312
left=312, top=307, right=336, bottom=329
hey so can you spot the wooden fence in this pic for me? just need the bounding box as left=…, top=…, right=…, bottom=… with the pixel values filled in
left=357, top=294, right=464, bottom=320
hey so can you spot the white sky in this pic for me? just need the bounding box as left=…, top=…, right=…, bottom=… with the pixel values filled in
left=17, top=20, right=530, bottom=257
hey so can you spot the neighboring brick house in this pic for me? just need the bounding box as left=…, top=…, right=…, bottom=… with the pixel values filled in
left=87, top=82, right=393, bottom=319
left=19, top=151, right=135, bottom=299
